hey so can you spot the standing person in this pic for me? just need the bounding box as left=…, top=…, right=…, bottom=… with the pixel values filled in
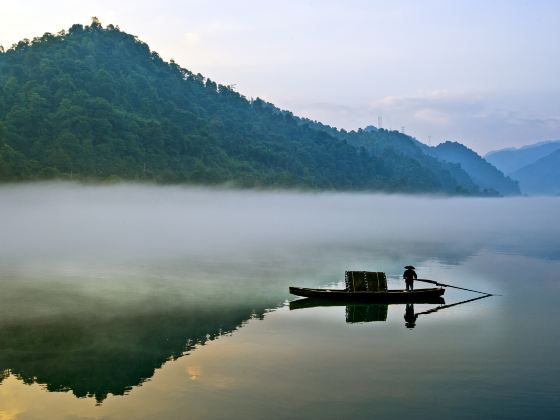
left=403, top=265, right=417, bottom=291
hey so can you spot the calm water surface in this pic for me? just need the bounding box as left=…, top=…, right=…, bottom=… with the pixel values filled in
left=0, top=184, right=558, bottom=419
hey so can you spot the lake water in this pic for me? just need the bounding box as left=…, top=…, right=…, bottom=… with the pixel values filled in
left=0, top=184, right=559, bottom=419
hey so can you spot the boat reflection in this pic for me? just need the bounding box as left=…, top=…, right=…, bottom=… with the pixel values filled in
left=346, top=304, right=388, bottom=323
left=289, top=294, right=492, bottom=328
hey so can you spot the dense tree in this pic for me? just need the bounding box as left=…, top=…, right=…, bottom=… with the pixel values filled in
left=0, top=19, right=483, bottom=194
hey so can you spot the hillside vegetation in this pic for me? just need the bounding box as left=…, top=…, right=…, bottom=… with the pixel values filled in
left=0, top=19, right=488, bottom=194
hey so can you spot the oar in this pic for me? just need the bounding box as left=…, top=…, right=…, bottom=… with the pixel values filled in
left=415, top=278, right=495, bottom=295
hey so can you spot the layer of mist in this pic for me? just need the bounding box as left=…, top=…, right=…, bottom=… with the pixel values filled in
left=1, top=183, right=558, bottom=300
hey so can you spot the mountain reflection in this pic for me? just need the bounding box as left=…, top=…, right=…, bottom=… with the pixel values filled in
left=0, top=304, right=269, bottom=403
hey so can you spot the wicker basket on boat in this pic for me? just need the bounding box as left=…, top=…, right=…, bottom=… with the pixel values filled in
left=345, top=271, right=387, bottom=292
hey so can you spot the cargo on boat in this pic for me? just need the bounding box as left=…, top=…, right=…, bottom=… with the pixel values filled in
left=289, top=271, right=445, bottom=303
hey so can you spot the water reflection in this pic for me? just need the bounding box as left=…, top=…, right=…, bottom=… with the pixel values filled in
left=0, top=304, right=269, bottom=403
left=404, top=304, right=418, bottom=328
left=290, top=294, right=493, bottom=330
left=289, top=299, right=429, bottom=326
left=0, top=292, right=492, bottom=404
left=0, top=187, right=558, bottom=418
left=346, top=304, right=388, bottom=323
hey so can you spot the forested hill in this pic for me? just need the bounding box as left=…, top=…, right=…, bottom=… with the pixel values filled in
left=0, top=20, right=485, bottom=194
left=429, top=142, right=520, bottom=196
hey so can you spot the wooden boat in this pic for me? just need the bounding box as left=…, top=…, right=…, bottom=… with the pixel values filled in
left=289, top=286, right=445, bottom=303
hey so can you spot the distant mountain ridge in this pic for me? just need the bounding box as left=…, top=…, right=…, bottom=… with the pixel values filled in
left=510, top=149, right=560, bottom=195
left=428, top=141, right=520, bottom=196
left=485, top=140, right=560, bottom=175
left=485, top=140, right=560, bottom=195
left=0, top=19, right=514, bottom=195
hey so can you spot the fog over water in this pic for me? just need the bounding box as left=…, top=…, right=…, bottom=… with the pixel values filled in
left=1, top=183, right=558, bottom=272
left=0, top=182, right=558, bottom=318
left=2, top=182, right=558, bottom=260
left=1, top=183, right=559, bottom=418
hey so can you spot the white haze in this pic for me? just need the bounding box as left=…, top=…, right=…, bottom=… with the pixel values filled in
left=0, top=183, right=558, bottom=319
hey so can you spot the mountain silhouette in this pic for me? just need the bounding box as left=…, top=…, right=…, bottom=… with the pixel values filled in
left=0, top=18, right=490, bottom=195
left=510, top=149, right=560, bottom=195
left=485, top=140, right=560, bottom=175
left=429, top=141, right=520, bottom=196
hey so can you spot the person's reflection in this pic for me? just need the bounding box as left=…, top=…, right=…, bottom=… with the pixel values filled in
left=404, top=303, right=418, bottom=329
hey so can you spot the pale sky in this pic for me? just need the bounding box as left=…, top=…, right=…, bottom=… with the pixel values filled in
left=1, top=0, right=559, bottom=153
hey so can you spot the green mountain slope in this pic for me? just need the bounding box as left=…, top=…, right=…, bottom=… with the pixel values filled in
left=429, top=141, right=520, bottom=196
left=0, top=20, right=481, bottom=194
left=332, top=128, right=481, bottom=193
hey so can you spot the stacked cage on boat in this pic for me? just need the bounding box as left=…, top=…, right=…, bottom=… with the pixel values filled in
left=345, top=271, right=387, bottom=292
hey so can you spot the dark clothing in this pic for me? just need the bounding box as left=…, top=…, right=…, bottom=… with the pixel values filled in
left=403, top=268, right=417, bottom=291
left=403, top=268, right=417, bottom=281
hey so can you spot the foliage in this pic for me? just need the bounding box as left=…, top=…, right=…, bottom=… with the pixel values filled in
left=0, top=19, right=481, bottom=194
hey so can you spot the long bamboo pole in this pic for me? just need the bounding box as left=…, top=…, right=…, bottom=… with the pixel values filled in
left=415, top=278, right=495, bottom=295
